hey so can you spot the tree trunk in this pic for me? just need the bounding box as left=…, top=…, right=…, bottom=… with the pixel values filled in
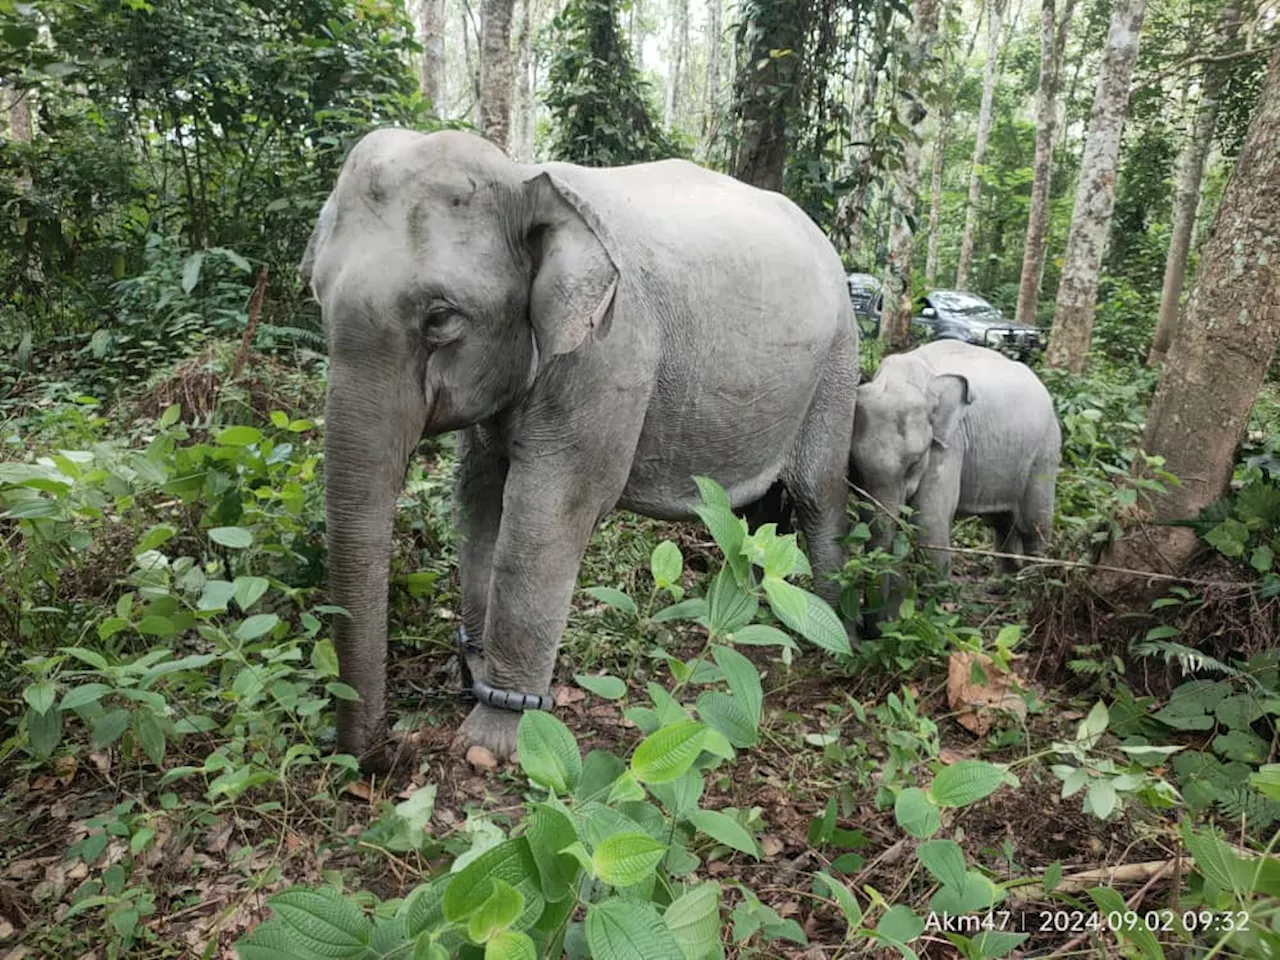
left=702, top=0, right=723, bottom=150
left=665, top=0, right=690, bottom=129
left=732, top=0, right=812, bottom=192
left=461, top=0, right=483, bottom=125
left=880, top=0, right=942, bottom=347
left=479, top=0, right=515, bottom=151
left=1099, top=44, right=1280, bottom=588
left=1043, top=0, right=1147, bottom=373
left=1013, top=0, right=1076, bottom=326
left=1147, top=0, right=1241, bottom=366
left=925, top=113, right=947, bottom=288
left=954, top=0, right=1004, bottom=290
left=838, top=35, right=883, bottom=259
left=420, top=0, right=447, bottom=113
left=512, top=0, right=535, bottom=160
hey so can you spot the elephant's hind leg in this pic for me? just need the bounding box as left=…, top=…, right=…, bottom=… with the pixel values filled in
left=1016, top=455, right=1058, bottom=561
left=991, top=512, right=1023, bottom=574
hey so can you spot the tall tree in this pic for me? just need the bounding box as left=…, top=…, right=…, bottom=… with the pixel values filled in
left=731, top=0, right=813, bottom=191
left=880, top=0, right=942, bottom=346
left=1013, top=0, right=1076, bottom=326
left=701, top=0, right=723, bottom=150
left=925, top=121, right=946, bottom=288
left=1043, top=0, right=1147, bottom=373
left=1101, top=44, right=1280, bottom=584
left=479, top=0, right=515, bottom=150
left=664, top=0, right=690, bottom=129
left=512, top=0, right=536, bottom=160
left=1147, top=0, right=1242, bottom=365
left=953, top=0, right=1004, bottom=290
left=420, top=0, right=447, bottom=112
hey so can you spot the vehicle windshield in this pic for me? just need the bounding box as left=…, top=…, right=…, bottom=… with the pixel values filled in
left=926, top=291, right=1006, bottom=325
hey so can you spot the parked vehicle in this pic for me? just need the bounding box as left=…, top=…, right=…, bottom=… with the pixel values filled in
left=909, top=290, right=1044, bottom=360
left=845, top=273, right=883, bottom=337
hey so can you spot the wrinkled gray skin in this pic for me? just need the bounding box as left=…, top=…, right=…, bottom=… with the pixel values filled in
left=850, top=340, right=1060, bottom=628
left=302, top=129, right=859, bottom=771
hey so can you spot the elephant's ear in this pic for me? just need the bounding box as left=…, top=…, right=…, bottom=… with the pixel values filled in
left=927, top=374, right=973, bottom=449
left=300, top=193, right=338, bottom=292
left=523, top=172, right=620, bottom=360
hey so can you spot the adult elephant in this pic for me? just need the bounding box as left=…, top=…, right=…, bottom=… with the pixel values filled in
left=302, top=129, right=859, bottom=772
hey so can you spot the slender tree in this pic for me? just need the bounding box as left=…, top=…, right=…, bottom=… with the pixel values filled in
left=925, top=120, right=946, bottom=287
left=664, top=0, right=690, bottom=129
left=1043, top=0, right=1147, bottom=373
left=512, top=0, right=536, bottom=160
left=701, top=0, right=723, bottom=152
left=1148, top=0, right=1242, bottom=365
left=953, top=0, right=1004, bottom=290
left=1101, top=44, right=1280, bottom=585
left=419, top=0, right=447, bottom=112
left=880, top=0, right=942, bottom=346
left=1013, top=0, right=1076, bottom=326
left=479, top=0, right=515, bottom=150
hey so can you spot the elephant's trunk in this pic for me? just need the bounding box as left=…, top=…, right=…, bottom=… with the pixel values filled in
left=323, top=364, right=428, bottom=770
left=865, top=490, right=906, bottom=632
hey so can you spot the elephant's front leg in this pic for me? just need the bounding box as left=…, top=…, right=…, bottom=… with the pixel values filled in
left=454, top=427, right=509, bottom=686
left=912, top=468, right=961, bottom=584
left=457, top=463, right=608, bottom=757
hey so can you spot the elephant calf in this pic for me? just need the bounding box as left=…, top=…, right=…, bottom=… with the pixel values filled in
left=302, top=129, right=859, bottom=771
left=850, top=340, right=1060, bottom=623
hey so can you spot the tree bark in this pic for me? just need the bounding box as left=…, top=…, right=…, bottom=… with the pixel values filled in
left=954, top=0, right=1004, bottom=290
left=1099, top=45, right=1280, bottom=588
left=880, top=0, right=942, bottom=347
left=665, top=0, right=690, bottom=129
left=701, top=0, right=723, bottom=153
left=1043, top=0, right=1147, bottom=373
left=420, top=0, right=447, bottom=113
left=732, top=0, right=813, bottom=192
left=512, top=0, right=535, bottom=160
left=1147, top=0, right=1242, bottom=366
left=925, top=113, right=947, bottom=288
left=479, top=0, right=515, bottom=151
left=1014, top=0, right=1076, bottom=326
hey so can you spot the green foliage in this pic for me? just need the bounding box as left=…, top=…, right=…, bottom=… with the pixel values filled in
left=541, top=0, right=683, bottom=167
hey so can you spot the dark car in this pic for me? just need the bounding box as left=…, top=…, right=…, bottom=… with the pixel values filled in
left=845, top=273, right=883, bottom=337
left=909, top=290, right=1044, bottom=360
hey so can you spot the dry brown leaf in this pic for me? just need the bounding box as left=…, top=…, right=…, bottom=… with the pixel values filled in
left=555, top=687, right=586, bottom=707
left=88, top=752, right=111, bottom=777
left=343, top=781, right=373, bottom=801
left=947, top=651, right=1027, bottom=736
left=466, top=746, right=498, bottom=772
left=761, top=835, right=785, bottom=858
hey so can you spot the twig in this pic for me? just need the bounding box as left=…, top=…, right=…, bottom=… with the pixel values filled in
left=231, top=265, right=269, bottom=381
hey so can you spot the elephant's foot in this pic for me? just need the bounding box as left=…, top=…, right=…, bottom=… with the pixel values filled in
left=456, top=702, right=524, bottom=760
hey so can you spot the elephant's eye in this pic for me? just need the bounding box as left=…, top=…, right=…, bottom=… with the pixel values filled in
left=420, top=304, right=459, bottom=340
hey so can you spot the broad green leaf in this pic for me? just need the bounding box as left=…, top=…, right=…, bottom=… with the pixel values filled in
left=209, top=526, right=253, bottom=549
left=631, top=722, right=707, bottom=784
left=467, top=878, right=524, bottom=943
left=62, top=646, right=110, bottom=670
left=27, top=707, right=62, bottom=756
left=198, top=580, right=238, bottom=612
left=607, top=772, right=646, bottom=804
left=663, top=881, right=721, bottom=960
left=876, top=905, right=925, bottom=946
left=134, top=524, right=177, bottom=555
left=971, top=930, right=1030, bottom=959
left=705, top=567, right=758, bottom=636
left=134, top=710, right=166, bottom=765
left=893, top=788, right=940, bottom=840
left=524, top=803, right=580, bottom=902
left=92, top=709, right=130, bottom=748
left=236, top=614, right=280, bottom=641
left=215, top=425, right=262, bottom=447
left=62, top=683, right=113, bottom=710
left=650, top=540, right=683, bottom=588
left=815, top=873, right=862, bottom=929
left=517, top=711, right=582, bottom=794
left=762, top=577, right=850, bottom=656
left=1183, top=825, right=1246, bottom=895
left=652, top=598, right=709, bottom=624
left=1043, top=860, right=1063, bottom=893
left=930, top=761, right=1010, bottom=807
left=1078, top=701, right=1109, bottom=744
left=575, top=674, right=627, bottom=700
left=647, top=769, right=704, bottom=820
left=711, top=645, right=762, bottom=726
left=728, top=624, right=798, bottom=650
left=585, top=899, right=683, bottom=960
left=577, top=750, right=627, bottom=801
left=585, top=587, right=638, bottom=616
left=591, top=832, right=667, bottom=887
left=405, top=876, right=452, bottom=938
left=266, top=886, right=372, bottom=955
left=136, top=615, right=176, bottom=638
left=442, top=838, right=543, bottom=932
left=182, top=251, right=205, bottom=293
left=1086, top=779, right=1117, bottom=819
left=234, top=576, right=270, bottom=612
left=696, top=691, right=757, bottom=748
left=23, top=681, right=56, bottom=715
left=1251, top=764, right=1280, bottom=801
left=916, top=840, right=966, bottom=891
left=1087, top=887, right=1162, bottom=959
left=688, top=810, right=758, bottom=858
left=485, top=930, right=537, bottom=960
left=929, top=871, right=1004, bottom=914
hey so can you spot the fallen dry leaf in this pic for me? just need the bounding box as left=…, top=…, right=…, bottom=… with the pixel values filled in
left=947, top=651, right=1027, bottom=736
left=465, top=746, right=497, bottom=773
left=761, top=835, right=785, bottom=858
left=555, top=687, right=586, bottom=707
left=88, top=752, right=111, bottom=777
left=343, top=781, right=373, bottom=801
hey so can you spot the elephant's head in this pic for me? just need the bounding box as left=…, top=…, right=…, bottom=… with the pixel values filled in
left=301, top=129, right=619, bottom=769
left=849, top=368, right=971, bottom=625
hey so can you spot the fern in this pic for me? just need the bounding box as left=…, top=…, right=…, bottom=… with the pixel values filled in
left=1130, top=639, right=1242, bottom=682
left=257, top=324, right=326, bottom=350
left=1215, top=787, right=1280, bottom=832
